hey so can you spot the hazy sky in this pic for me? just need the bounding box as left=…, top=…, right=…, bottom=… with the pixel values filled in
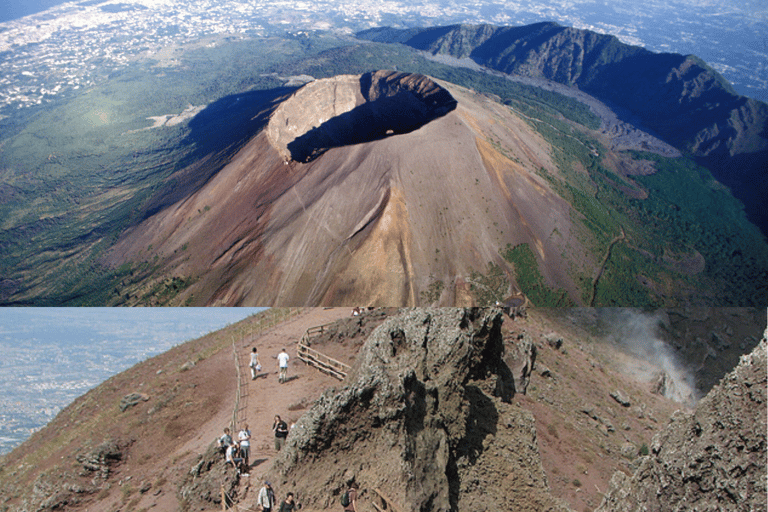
left=0, top=307, right=267, bottom=346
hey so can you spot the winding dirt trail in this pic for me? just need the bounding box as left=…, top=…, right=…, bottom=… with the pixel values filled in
left=589, top=227, right=626, bottom=306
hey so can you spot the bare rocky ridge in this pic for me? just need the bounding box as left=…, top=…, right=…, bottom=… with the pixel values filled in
left=596, top=335, right=767, bottom=511
left=267, top=308, right=569, bottom=512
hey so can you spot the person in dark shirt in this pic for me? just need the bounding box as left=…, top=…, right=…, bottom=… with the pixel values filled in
left=279, top=492, right=297, bottom=512
left=272, top=415, right=289, bottom=451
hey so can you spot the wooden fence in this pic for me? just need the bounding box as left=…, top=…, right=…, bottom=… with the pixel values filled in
left=296, top=322, right=351, bottom=380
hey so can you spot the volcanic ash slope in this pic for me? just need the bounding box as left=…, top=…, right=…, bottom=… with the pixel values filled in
left=110, top=71, right=584, bottom=306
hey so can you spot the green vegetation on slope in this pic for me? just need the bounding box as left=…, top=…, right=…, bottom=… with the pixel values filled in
left=0, top=31, right=765, bottom=305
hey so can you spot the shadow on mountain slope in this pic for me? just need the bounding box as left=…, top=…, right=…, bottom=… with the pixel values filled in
left=139, top=87, right=296, bottom=220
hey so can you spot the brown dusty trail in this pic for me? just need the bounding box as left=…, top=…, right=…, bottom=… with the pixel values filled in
left=234, top=308, right=350, bottom=482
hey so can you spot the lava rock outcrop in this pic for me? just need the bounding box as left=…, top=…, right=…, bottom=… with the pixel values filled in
left=596, top=335, right=767, bottom=511
left=267, top=71, right=457, bottom=162
left=270, top=308, right=568, bottom=512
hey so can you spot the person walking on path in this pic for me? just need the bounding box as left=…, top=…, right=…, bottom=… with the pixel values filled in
left=257, top=481, right=276, bottom=512
left=272, top=415, right=289, bottom=451
left=238, top=424, right=252, bottom=467
left=250, top=347, right=262, bottom=380
left=342, top=482, right=358, bottom=512
left=277, top=348, right=290, bottom=383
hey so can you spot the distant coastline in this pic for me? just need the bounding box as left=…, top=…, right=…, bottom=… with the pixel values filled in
left=0, top=0, right=69, bottom=23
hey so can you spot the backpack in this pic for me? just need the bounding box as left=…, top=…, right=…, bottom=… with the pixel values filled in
left=340, top=489, right=351, bottom=507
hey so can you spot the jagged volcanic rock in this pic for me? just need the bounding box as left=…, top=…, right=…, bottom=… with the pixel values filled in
left=596, top=334, right=768, bottom=511
left=268, top=308, right=569, bottom=512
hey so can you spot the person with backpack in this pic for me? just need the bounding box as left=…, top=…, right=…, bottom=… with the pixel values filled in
left=341, top=481, right=358, bottom=512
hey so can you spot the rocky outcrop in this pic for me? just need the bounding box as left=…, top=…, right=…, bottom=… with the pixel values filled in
left=270, top=308, right=569, bottom=512
left=178, top=442, right=240, bottom=511
left=504, top=332, right=537, bottom=394
left=596, top=336, right=767, bottom=511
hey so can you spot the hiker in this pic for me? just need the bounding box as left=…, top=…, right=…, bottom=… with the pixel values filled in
left=250, top=347, right=262, bottom=380
left=341, top=482, right=358, bottom=512
left=238, top=424, right=252, bottom=467
left=257, top=481, right=276, bottom=512
left=272, top=415, right=289, bottom=451
left=277, top=348, right=290, bottom=383
left=279, top=492, right=297, bottom=512
left=218, top=427, right=233, bottom=452
left=226, top=442, right=248, bottom=476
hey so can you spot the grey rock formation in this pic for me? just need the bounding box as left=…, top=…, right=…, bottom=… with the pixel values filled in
left=178, top=442, right=240, bottom=510
left=271, top=308, right=568, bottom=512
left=505, top=332, right=537, bottom=393
left=596, top=336, right=767, bottom=512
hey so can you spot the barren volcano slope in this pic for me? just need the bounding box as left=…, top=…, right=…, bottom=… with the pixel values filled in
left=107, top=71, right=588, bottom=306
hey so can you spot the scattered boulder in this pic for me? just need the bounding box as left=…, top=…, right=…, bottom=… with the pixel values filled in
left=610, top=390, right=631, bottom=407
left=544, top=335, right=564, bottom=351
left=270, top=308, right=569, bottom=512
left=597, top=338, right=768, bottom=512
left=76, top=439, right=125, bottom=479
left=120, top=392, right=150, bottom=412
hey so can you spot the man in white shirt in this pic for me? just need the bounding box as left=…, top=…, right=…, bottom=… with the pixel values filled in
left=238, top=424, right=251, bottom=467
left=277, top=348, right=290, bottom=383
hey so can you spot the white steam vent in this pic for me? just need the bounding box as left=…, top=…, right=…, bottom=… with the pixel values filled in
left=602, top=309, right=698, bottom=407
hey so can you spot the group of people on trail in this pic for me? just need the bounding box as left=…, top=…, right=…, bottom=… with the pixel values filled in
left=255, top=480, right=356, bottom=512
left=219, top=416, right=289, bottom=476
left=249, top=346, right=291, bottom=384
left=218, top=425, right=252, bottom=476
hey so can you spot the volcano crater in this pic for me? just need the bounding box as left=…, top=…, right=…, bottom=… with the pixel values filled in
left=266, top=70, right=458, bottom=162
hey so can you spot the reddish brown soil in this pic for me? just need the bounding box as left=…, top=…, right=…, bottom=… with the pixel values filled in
left=0, top=308, right=685, bottom=512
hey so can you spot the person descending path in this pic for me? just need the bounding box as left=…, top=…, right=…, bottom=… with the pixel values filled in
left=279, top=492, right=297, bottom=512
left=250, top=347, right=262, bottom=380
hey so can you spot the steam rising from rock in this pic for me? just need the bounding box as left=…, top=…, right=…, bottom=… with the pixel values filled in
left=600, top=309, right=698, bottom=406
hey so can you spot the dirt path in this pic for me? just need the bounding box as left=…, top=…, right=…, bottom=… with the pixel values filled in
left=234, top=308, right=351, bottom=483
left=589, top=226, right=626, bottom=306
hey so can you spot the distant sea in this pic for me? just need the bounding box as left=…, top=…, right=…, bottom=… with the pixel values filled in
left=0, top=307, right=267, bottom=454
left=0, top=0, right=70, bottom=23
